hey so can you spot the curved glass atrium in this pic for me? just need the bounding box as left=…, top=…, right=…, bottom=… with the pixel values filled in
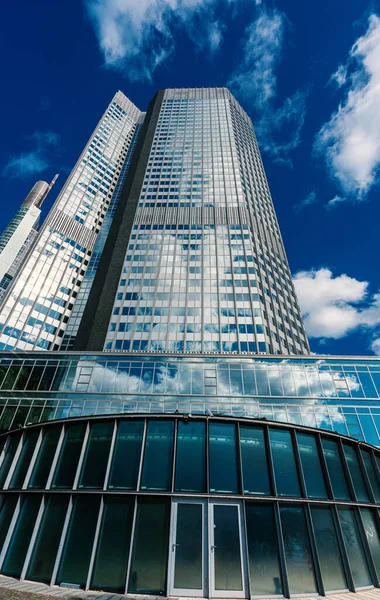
left=0, top=415, right=380, bottom=597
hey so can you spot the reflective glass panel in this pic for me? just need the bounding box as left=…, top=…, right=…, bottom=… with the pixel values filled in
left=2, top=494, right=42, bottom=577
left=28, top=426, right=61, bottom=488
left=78, top=422, right=113, bottom=489
left=213, top=504, right=243, bottom=591
left=51, top=423, right=86, bottom=489
left=174, top=503, right=203, bottom=590
left=128, top=498, right=170, bottom=595
left=26, top=495, right=69, bottom=583
left=240, top=426, right=270, bottom=495
left=269, top=429, right=300, bottom=497
left=311, top=507, right=347, bottom=591
left=297, top=433, right=327, bottom=498
left=0, top=495, right=18, bottom=551
left=343, top=444, right=369, bottom=502
left=245, top=503, right=282, bottom=595
left=141, top=421, right=174, bottom=491
left=108, top=420, right=144, bottom=489
left=338, top=507, right=372, bottom=588
left=175, top=421, right=206, bottom=493
left=361, top=508, right=380, bottom=581
left=361, top=450, right=380, bottom=502
left=10, top=430, right=39, bottom=489
left=91, top=497, right=134, bottom=592
left=0, top=433, right=21, bottom=487
left=57, top=495, right=100, bottom=588
left=280, top=506, right=317, bottom=594
left=209, top=423, right=239, bottom=494
left=322, top=439, right=351, bottom=500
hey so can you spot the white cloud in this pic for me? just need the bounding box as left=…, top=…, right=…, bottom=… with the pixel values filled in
left=228, top=9, right=285, bottom=108
left=228, top=9, right=308, bottom=162
left=2, top=132, right=60, bottom=180
left=324, top=195, right=346, bottom=209
left=315, top=14, right=380, bottom=196
left=293, top=268, right=380, bottom=348
left=329, top=64, right=348, bottom=88
left=372, top=338, right=380, bottom=355
left=84, top=0, right=232, bottom=82
left=294, top=190, right=317, bottom=214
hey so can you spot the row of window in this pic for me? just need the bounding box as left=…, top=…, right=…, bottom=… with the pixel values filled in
left=0, top=494, right=380, bottom=594
left=1, top=419, right=379, bottom=503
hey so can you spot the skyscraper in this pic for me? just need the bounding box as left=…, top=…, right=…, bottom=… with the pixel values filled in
left=0, top=92, right=142, bottom=351
left=76, top=88, right=309, bottom=356
left=0, top=180, right=52, bottom=303
left=0, top=89, right=379, bottom=598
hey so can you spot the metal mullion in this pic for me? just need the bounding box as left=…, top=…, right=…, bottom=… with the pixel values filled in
left=103, top=420, right=117, bottom=490
left=358, top=445, right=376, bottom=504
left=3, top=432, right=24, bottom=490
left=46, top=424, right=65, bottom=490
left=136, top=419, right=147, bottom=490
left=316, top=434, right=334, bottom=500
left=206, top=418, right=210, bottom=494
left=50, top=494, right=73, bottom=586
left=20, top=494, right=45, bottom=580
left=23, top=428, right=43, bottom=489
left=241, top=500, right=252, bottom=599
left=236, top=423, right=244, bottom=495
left=85, top=495, right=104, bottom=591
left=171, top=419, right=178, bottom=493
left=264, top=425, right=277, bottom=496
left=337, top=439, right=356, bottom=501
left=124, top=495, right=138, bottom=595
left=291, top=429, right=307, bottom=499
left=274, top=501, right=289, bottom=598
left=72, top=421, right=90, bottom=490
left=0, top=494, right=21, bottom=570
left=332, top=504, right=355, bottom=591
left=356, top=506, right=378, bottom=587
left=0, top=435, right=10, bottom=471
left=304, top=504, right=325, bottom=596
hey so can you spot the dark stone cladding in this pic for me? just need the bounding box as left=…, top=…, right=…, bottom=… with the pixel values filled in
left=74, top=90, right=164, bottom=351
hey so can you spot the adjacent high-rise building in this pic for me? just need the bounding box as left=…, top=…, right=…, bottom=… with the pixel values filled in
left=0, top=179, right=55, bottom=303
left=0, top=92, right=142, bottom=351
left=0, top=89, right=380, bottom=599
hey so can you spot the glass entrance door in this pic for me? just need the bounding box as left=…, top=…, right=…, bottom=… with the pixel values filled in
left=168, top=500, right=206, bottom=597
left=209, top=501, right=246, bottom=598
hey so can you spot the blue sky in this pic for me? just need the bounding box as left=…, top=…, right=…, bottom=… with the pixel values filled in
left=1, top=0, right=380, bottom=356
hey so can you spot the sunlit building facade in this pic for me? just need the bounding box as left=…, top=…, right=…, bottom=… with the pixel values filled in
left=0, top=89, right=379, bottom=598
left=0, top=92, right=142, bottom=351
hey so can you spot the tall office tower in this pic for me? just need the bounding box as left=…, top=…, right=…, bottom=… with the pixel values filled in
left=0, top=92, right=142, bottom=351
left=77, top=88, right=309, bottom=355
left=60, top=113, right=145, bottom=351
left=0, top=180, right=51, bottom=303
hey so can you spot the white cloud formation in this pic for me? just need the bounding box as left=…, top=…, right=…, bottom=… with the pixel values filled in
left=315, top=14, right=380, bottom=196
left=228, top=8, right=308, bottom=162
left=329, top=64, right=348, bottom=88
left=324, top=195, right=346, bottom=209
left=293, top=268, right=380, bottom=349
left=294, top=190, right=317, bottom=214
left=84, top=0, right=232, bottom=82
left=372, top=338, right=380, bottom=355
left=2, top=132, right=60, bottom=180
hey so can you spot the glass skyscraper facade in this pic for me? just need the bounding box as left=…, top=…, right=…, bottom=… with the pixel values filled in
left=0, top=92, right=142, bottom=352
left=77, top=89, right=309, bottom=356
left=0, top=89, right=379, bottom=598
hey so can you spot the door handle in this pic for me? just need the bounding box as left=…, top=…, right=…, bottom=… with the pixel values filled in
left=172, top=543, right=180, bottom=551
left=211, top=545, right=217, bottom=552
